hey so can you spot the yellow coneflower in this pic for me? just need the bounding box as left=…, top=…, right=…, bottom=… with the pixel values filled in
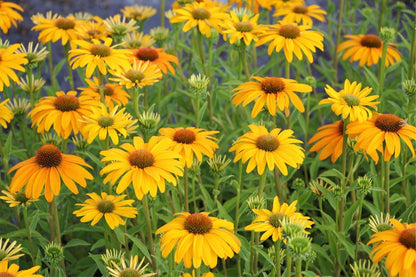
left=0, top=260, right=42, bottom=277
left=107, top=255, right=155, bottom=277
left=109, top=60, right=162, bottom=89
left=0, top=188, right=37, bottom=207
left=0, top=44, right=28, bottom=91
left=103, top=14, right=138, bottom=40
left=130, top=46, right=178, bottom=74
left=0, top=238, right=23, bottom=262
left=308, top=120, right=344, bottom=163
left=31, top=14, right=80, bottom=45
left=121, top=5, right=157, bottom=23
left=221, top=9, right=263, bottom=46
left=0, top=1, right=23, bottom=34
left=0, top=99, right=13, bottom=128
left=273, top=4, right=327, bottom=26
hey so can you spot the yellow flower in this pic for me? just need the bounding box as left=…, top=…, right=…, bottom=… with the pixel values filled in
left=0, top=261, right=42, bottom=277
left=130, top=47, right=178, bottom=74
left=81, top=104, right=136, bottom=145
left=273, top=0, right=305, bottom=10
left=0, top=238, right=23, bottom=262
left=245, top=196, right=313, bottom=241
left=346, top=113, right=416, bottom=163
left=308, top=120, right=344, bottom=163
left=32, top=14, right=80, bottom=45
left=121, top=5, right=157, bottom=23
left=337, top=34, right=401, bottom=67
left=273, top=4, right=327, bottom=26
left=221, top=10, right=263, bottom=45
left=8, top=144, right=93, bottom=202
left=0, top=1, right=23, bottom=34
left=73, top=192, right=137, bottom=230
left=0, top=99, right=13, bottom=128
left=69, top=38, right=132, bottom=78
left=0, top=44, right=28, bottom=91
left=122, top=32, right=155, bottom=49
left=156, top=212, right=241, bottom=268
left=100, top=136, right=183, bottom=200
left=0, top=188, right=37, bottom=207
left=229, top=124, right=304, bottom=175
left=319, top=79, right=379, bottom=122
left=109, top=60, right=162, bottom=89
left=256, top=22, right=324, bottom=63
left=103, top=14, right=138, bottom=40
left=107, top=255, right=155, bottom=277
left=28, top=90, right=100, bottom=139
left=76, top=19, right=109, bottom=40
left=232, top=76, right=311, bottom=118
left=368, top=219, right=416, bottom=277
left=79, top=77, right=130, bottom=109
left=158, top=127, right=219, bottom=168
left=170, top=1, right=229, bottom=38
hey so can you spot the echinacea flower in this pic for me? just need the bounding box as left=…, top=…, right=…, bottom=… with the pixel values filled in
left=170, top=1, right=229, bottom=38
left=28, top=90, right=100, bottom=139
left=109, top=60, right=162, bottom=89
left=76, top=19, right=109, bottom=40
left=0, top=260, right=42, bottom=277
left=0, top=188, right=37, bottom=207
left=221, top=10, right=263, bottom=45
left=130, top=47, right=178, bottom=74
left=121, top=5, right=157, bottom=23
left=69, top=38, right=132, bottom=77
left=79, top=77, right=130, bottom=109
left=107, top=255, right=155, bottom=277
left=103, top=14, right=138, bottom=40
left=229, top=124, right=304, bottom=175
left=319, top=79, right=379, bottom=123
left=0, top=44, right=28, bottom=91
left=232, top=76, right=312, bottom=118
left=156, top=212, right=241, bottom=268
left=32, top=14, right=80, bottom=45
left=368, top=219, right=416, bottom=277
left=256, top=22, right=324, bottom=63
left=308, top=119, right=344, bottom=163
left=245, top=196, right=313, bottom=241
left=273, top=4, right=327, bottom=26
left=122, top=32, right=155, bottom=49
left=0, top=1, right=23, bottom=34
left=337, top=34, right=401, bottom=67
left=158, top=127, right=219, bottom=168
left=100, top=136, right=184, bottom=199
left=8, top=144, right=93, bottom=202
left=0, top=238, right=23, bottom=262
left=0, top=99, right=13, bottom=128
left=346, top=113, right=416, bottom=163
left=73, top=192, right=138, bottom=230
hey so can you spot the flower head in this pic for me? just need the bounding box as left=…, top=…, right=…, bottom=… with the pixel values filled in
left=32, top=14, right=80, bottom=45
left=319, top=79, right=379, bottom=122
left=221, top=9, right=263, bottom=45
left=104, top=14, right=138, bottom=41
left=232, top=76, right=312, bottom=118
left=0, top=260, right=42, bottom=277
left=109, top=60, right=162, bottom=89
left=0, top=43, right=28, bottom=91
left=121, top=5, right=157, bottom=23
left=156, top=212, right=241, bottom=268
left=273, top=4, right=326, bottom=26
left=0, top=99, right=13, bottom=128
left=337, top=34, right=401, bottom=67
left=368, top=219, right=416, bottom=277
left=158, top=127, right=219, bottom=168
left=0, top=238, right=23, bottom=262
left=107, top=255, right=155, bottom=277
left=350, top=259, right=380, bottom=277
left=15, top=42, right=48, bottom=68
left=0, top=1, right=23, bottom=34
left=245, top=196, right=313, bottom=241
left=229, top=124, right=304, bottom=175
left=8, top=144, right=93, bottom=202
left=0, top=188, right=37, bottom=207
left=100, top=136, right=184, bottom=200
left=130, top=46, right=178, bottom=74
left=308, top=119, right=344, bottom=162
left=73, top=192, right=138, bottom=230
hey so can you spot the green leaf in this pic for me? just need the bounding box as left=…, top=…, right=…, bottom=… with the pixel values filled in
left=64, top=239, right=91, bottom=248
left=125, top=233, right=151, bottom=262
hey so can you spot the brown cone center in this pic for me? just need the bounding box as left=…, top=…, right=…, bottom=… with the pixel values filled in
left=256, top=135, right=280, bottom=152
left=90, top=44, right=111, bottom=57
left=103, top=84, right=115, bottom=96
left=135, top=47, right=159, bottom=61
left=235, top=22, right=254, bottom=32
left=35, top=144, right=63, bottom=168
left=374, top=114, right=405, bottom=133
left=191, top=8, right=211, bottom=20
left=173, top=129, right=196, bottom=144
left=125, top=70, right=145, bottom=83
left=293, top=5, right=308, bottom=14
left=184, top=213, right=213, bottom=234
left=360, top=34, right=382, bottom=48
left=55, top=17, right=75, bottom=30
left=398, top=227, right=416, bottom=250
left=97, top=199, right=115, bottom=213
left=261, top=77, right=285, bottom=94
left=279, top=24, right=300, bottom=39
left=53, top=94, right=80, bottom=111
left=269, top=212, right=287, bottom=228
left=128, top=149, right=155, bottom=168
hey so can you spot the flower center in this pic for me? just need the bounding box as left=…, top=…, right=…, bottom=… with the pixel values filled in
left=261, top=77, right=285, bottom=94
left=360, top=34, right=382, bottom=48
left=125, top=70, right=145, bottom=83
left=293, top=5, right=308, bottom=14
left=0, top=272, right=15, bottom=277
left=279, top=24, right=300, bottom=39
left=338, top=120, right=344, bottom=135
left=173, top=129, right=196, bottom=144
left=55, top=17, right=75, bottom=30
left=184, top=213, right=213, bottom=234
left=191, top=8, right=211, bottom=20
left=269, top=212, right=287, bottom=228
left=35, top=144, right=63, bottom=168
left=374, top=114, right=405, bottom=133
left=342, top=94, right=360, bottom=106
left=87, top=29, right=102, bottom=38
left=398, top=227, right=416, bottom=250
left=97, top=116, right=114, bottom=128
left=15, top=192, right=29, bottom=204
left=135, top=47, right=159, bottom=61
left=256, top=135, right=280, bottom=152
left=128, top=149, right=155, bottom=168
left=103, top=84, right=115, bottom=96
left=53, top=94, right=80, bottom=111
left=90, top=44, right=111, bottom=57
left=97, top=200, right=115, bottom=213
left=130, top=11, right=143, bottom=19
left=235, top=22, right=254, bottom=32
left=119, top=269, right=141, bottom=277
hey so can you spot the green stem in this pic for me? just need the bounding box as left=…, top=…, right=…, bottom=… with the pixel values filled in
left=143, top=86, right=148, bottom=110
left=240, top=44, right=250, bottom=80
left=132, top=87, right=140, bottom=119
left=184, top=167, right=189, bottom=212
left=160, top=0, right=165, bottom=27
left=333, top=0, right=345, bottom=85
left=275, top=239, right=281, bottom=277
left=234, top=161, right=243, bottom=231
left=286, top=253, right=292, bottom=277
left=257, top=170, right=267, bottom=197
left=22, top=207, right=36, bottom=265
left=47, top=42, right=55, bottom=87
left=285, top=60, right=290, bottom=79
left=295, top=259, right=302, bottom=277
left=378, top=41, right=389, bottom=110
left=408, top=21, right=416, bottom=80
left=52, top=198, right=66, bottom=274
left=213, top=174, right=220, bottom=212
left=383, top=159, right=390, bottom=214
left=379, top=0, right=387, bottom=32
left=222, top=259, right=228, bottom=277
left=192, top=175, right=197, bottom=213
left=195, top=93, right=200, bottom=128
left=123, top=223, right=130, bottom=258
left=354, top=193, right=365, bottom=260
left=249, top=231, right=255, bottom=274
left=142, top=195, right=158, bottom=273
left=97, top=71, right=105, bottom=104
left=64, top=43, right=75, bottom=91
